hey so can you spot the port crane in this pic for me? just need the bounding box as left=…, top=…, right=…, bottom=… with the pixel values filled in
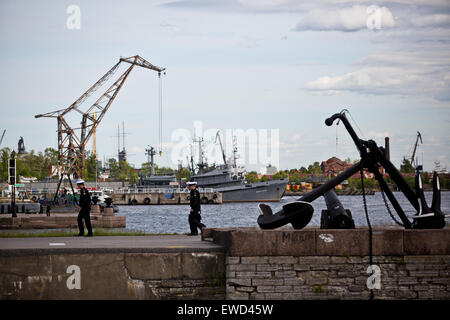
left=0, top=129, right=5, bottom=148
left=402, top=131, right=423, bottom=170
left=410, top=131, right=422, bottom=167
left=35, top=55, right=165, bottom=179
left=215, top=130, right=227, bottom=166
left=35, top=55, right=165, bottom=200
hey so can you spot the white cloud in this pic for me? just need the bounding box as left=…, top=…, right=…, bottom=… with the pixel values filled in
left=306, top=51, right=450, bottom=101
left=410, top=14, right=450, bottom=28
left=293, top=5, right=396, bottom=32
left=367, top=131, right=390, bottom=139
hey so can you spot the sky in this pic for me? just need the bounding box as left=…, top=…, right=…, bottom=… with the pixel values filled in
left=0, top=0, right=449, bottom=173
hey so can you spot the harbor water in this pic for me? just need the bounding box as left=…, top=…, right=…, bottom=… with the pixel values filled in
left=119, top=191, right=450, bottom=234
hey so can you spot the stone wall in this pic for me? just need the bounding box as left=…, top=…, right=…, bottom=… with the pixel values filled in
left=225, top=255, right=449, bottom=300
left=204, top=227, right=450, bottom=300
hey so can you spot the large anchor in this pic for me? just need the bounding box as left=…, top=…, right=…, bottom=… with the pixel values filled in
left=258, top=110, right=449, bottom=230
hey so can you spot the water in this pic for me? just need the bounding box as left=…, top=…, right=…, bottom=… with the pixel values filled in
left=118, top=191, right=450, bottom=234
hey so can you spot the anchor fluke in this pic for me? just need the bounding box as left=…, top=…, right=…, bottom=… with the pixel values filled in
left=412, top=171, right=446, bottom=228
left=257, top=201, right=314, bottom=230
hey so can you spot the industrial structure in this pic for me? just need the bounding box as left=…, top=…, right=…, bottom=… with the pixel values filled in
left=35, top=55, right=165, bottom=184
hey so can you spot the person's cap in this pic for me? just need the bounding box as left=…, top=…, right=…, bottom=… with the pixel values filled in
left=76, top=179, right=85, bottom=185
left=186, top=181, right=197, bottom=186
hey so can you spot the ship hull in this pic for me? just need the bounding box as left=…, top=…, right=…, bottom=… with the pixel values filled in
left=216, top=179, right=287, bottom=202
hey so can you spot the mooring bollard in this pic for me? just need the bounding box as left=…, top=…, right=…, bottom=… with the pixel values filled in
left=103, top=198, right=114, bottom=216
left=320, top=189, right=355, bottom=229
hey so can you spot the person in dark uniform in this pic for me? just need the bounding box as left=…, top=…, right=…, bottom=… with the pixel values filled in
left=187, top=181, right=206, bottom=235
left=76, top=179, right=93, bottom=237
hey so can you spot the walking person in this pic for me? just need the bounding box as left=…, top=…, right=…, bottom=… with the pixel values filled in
left=76, top=179, right=93, bottom=237
left=187, top=181, right=206, bottom=235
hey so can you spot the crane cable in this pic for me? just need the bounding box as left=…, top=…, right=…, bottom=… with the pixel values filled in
left=342, top=109, right=366, bottom=139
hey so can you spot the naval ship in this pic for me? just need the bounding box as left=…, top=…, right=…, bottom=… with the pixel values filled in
left=189, top=132, right=288, bottom=202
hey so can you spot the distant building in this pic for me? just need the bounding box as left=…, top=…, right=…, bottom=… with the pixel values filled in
left=321, top=157, right=353, bottom=177
left=266, top=164, right=277, bottom=175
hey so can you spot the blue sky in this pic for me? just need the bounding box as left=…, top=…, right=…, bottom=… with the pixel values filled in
left=0, top=0, right=449, bottom=173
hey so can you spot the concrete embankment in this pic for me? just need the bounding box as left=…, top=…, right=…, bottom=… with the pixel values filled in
left=0, top=236, right=225, bottom=299
left=0, top=213, right=125, bottom=229
left=1, top=227, right=448, bottom=300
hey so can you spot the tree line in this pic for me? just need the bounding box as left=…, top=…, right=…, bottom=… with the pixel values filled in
left=1, top=147, right=448, bottom=189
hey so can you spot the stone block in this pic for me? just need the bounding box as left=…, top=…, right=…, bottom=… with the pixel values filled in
left=293, top=264, right=310, bottom=271
left=226, top=229, right=316, bottom=256
left=404, top=229, right=450, bottom=255
left=408, top=270, right=439, bottom=277
left=285, top=278, right=305, bottom=286
left=282, top=292, right=302, bottom=300
left=256, top=286, right=275, bottom=293
left=372, top=228, right=404, bottom=255
left=227, top=264, right=255, bottom=272
left=256, top=264, right=279, bottom=272
left=316, top=229, right=369, bottom=256
left=305, top=278, right=328, bottom=285
left=227, top=278, right=252, bottom=287
left=226, top=257, right=240, bottom=264
left=298, top=256, right=330, bottom=265
left=235, top=271, right=271, bottom=278
left=274, top=285, right=294, bottom=293
left=201, top=227, right=213, bottom=240
left=264, top=292, right=283, bottom=299
left=274, top=270, right=296, bottom=278
left=103, top=207, right=114, bottom=216
left=236, top=286, right=255, bottom=293
left=241, top=256, right=268, bottom=264
left=348, top=285, right=366, bottom=292
left=268, top=256, right=298, bottom=264
left=252, top=279, right=284, bottom=286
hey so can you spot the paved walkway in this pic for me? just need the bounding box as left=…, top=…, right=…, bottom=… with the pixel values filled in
left=0, top=235, right=223, bottom=256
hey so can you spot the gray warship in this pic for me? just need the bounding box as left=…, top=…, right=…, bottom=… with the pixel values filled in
left=189, top=132, right=287, bottom=202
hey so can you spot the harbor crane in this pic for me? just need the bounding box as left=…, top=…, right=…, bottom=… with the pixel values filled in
left=35, top=55, right=165, bottom=179
left=215, top=130, right=227, bottom=166
left=35, top=55, right=165, bottom=200
left=410, top=131, right=422, bottom=166
left=0, top=129, right=5, bottom=147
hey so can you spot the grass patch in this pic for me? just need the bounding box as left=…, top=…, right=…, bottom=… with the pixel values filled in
left=314, top=285, right=324, bottom=293
left=0, top=229, right=179, bottom=238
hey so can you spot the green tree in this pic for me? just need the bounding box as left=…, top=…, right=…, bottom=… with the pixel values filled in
left=176, top=166, right=191, bottom=182
left=85, top=152, right=98, bottom=182
left=109, top=160, right=138, bottom=184
left=272, top=170, right=289, bottom=180
left=0, top=148, right=11, bottom=181
left=307, top=161, right=322, bottom=174
left=245, top=171, right=259, bottom=183
left=400, top=159, right=415, bottom=173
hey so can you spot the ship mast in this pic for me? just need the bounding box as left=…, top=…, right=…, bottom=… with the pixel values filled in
left=145, top=146, right=156, bottom=176
left=232, top=135, right=239, bottom=176
left=193, top=136, right=206, bottom=174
